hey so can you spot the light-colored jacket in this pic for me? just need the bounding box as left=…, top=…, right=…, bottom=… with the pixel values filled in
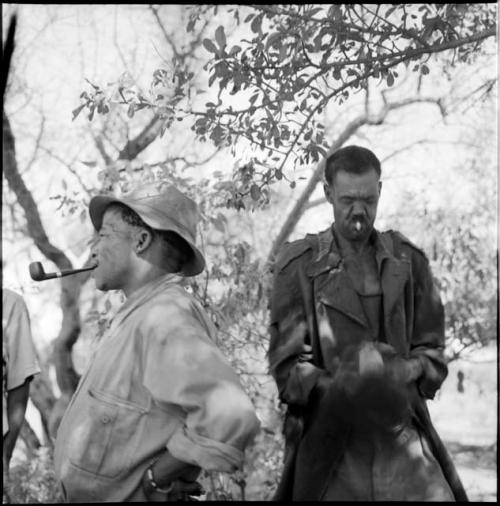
left=54, top=274, right=260, bottom=502
left=3, top=288, right=40, bottom=436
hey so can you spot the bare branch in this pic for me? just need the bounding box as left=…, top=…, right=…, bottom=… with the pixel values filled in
left=118, top=113, right=163, bottom=160
left=267, top=95, right=445, bottom=262
left=149, top=5, right=181, bottom=61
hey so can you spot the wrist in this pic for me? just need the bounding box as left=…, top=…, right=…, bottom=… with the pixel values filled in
left=144, top=464, right=173, bottom=495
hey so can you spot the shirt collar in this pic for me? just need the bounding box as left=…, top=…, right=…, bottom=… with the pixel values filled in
left=109, top=273, right=180, bottom=333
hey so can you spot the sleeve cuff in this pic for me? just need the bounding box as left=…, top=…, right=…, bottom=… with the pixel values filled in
left=406, top=356, right=424, bottom=383
left=7, top=365, right=40, bottom=390
left=167, top=427, right=244, bottom=473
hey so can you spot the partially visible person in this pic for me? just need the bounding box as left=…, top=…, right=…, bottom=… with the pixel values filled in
left=3, top=288, right=41, bottom=496
left=54, top=181, right=261, bottom=502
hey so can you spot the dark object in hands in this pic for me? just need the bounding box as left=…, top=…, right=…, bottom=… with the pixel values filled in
left=165, top=479, right=205, bottom=501
left=142, top=466, right=205, bottom=502
left=332, top=343, right=411, bottom=432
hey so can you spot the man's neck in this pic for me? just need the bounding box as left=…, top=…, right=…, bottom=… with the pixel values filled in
left=122, top=265, right=172, bottom=298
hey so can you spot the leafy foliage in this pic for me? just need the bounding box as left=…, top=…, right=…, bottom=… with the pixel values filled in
left=192, top=3, right=495, bottom=168
left=4, top=448, right=63, bottom=504
left=429, top=211, right=496, bottom=360
left=73, top=4, right=496, bottom=210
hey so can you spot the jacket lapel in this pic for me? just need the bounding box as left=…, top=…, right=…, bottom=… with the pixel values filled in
left=307, top=228, right=369, bottom=329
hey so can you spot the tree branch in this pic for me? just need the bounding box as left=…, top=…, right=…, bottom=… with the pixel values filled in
left=117, top=113, right=163, bottom=160
left=266, top=95, right=444, bottom=263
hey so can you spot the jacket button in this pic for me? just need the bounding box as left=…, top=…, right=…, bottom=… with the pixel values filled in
left=101, top=415, right=111, bottom=424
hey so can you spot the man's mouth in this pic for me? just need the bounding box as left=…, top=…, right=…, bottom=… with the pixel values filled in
left=352, top=219, right=364, bottom=232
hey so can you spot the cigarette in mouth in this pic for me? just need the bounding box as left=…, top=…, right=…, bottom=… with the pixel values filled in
left=355, top=221, right=361, bottom=231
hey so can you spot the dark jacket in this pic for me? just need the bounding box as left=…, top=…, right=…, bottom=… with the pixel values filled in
left=268, top=226, right=467, bottom=501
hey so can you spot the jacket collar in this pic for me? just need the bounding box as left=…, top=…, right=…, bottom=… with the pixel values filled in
left=307, top=224, right=400, bottom=277
left=307, top=224, right=410, bottom=353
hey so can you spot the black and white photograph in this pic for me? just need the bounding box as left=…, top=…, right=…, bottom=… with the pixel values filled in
left=2, top=4, right=497, bottom=502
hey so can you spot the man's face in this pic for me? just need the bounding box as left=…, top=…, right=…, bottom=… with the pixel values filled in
left=91, top=207, right=135, bottom=292
left=324, top=168, right=381, bottom=242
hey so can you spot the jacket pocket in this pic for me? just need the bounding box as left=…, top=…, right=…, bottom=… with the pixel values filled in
left=68, top=387, right=148, bottom=479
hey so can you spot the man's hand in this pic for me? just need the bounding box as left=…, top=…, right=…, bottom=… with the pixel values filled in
left=141, top=451, right=204, bottom=501
left=373, top=342, right=424, bottom=384
left=142, top=473, right=205, bottom=502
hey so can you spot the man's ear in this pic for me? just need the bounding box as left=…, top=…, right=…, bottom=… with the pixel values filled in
left=324, top=182, right=334, bottom=204
left=134, top=228, right=153, bottom=254
left=378, top=180, right=382, bottom=196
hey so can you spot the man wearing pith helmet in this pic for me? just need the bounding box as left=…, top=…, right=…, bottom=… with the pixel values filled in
left=54, top=181, right=260, bottom=502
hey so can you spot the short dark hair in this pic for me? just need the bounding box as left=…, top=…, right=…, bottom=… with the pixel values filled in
left=109, top=203, right=193, bottom=272
left=324, top=145, right=381, bottom=185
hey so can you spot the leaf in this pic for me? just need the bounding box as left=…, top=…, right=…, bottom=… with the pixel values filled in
left=421, top=64, right=430, bottom=75
left=160, top=118, right=170, bottom=137
left=387, top=72, right=395, bottom=87
left=211, top=215, right=226, bottom=233
left=203, top=38, right=219, bottom=54
left=250, top=184, right=261, bottom=201
left=127, top=103, right=135, bottom=118
left=229, top=45, right=242, bottom=56
left=316, top=145, right=327, bottom=158
left=215, top=25, right=226, bottom=50
left=72, top=104, right=85, bottom=121
left=187, top=17, right=196, bottom=32
left=308, top=7, right=323, bottom=17
left=81, top=160, right=97, bottom=168
left=250, top=14, right=262, bottom=34
left=265, top=32, right=282, bottom=51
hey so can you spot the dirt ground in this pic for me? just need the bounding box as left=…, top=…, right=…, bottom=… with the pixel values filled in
left=429, top=344, right=497, bottom=502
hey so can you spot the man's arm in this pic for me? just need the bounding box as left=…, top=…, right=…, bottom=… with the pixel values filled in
left=268, top=243, right=332, bottom=407
left=141, top=450, right=202, bottom=501
left=407, top=246, right=448, bottom=399
left=3, top=377, right=32, bottom=468
left=140, top=296, right=260, bottom=498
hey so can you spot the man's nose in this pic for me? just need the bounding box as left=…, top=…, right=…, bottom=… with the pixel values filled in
left=351, top=201, right=365, bottom=216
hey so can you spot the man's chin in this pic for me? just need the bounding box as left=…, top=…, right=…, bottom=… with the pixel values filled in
left=340, top=227, right=370, bottom=242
